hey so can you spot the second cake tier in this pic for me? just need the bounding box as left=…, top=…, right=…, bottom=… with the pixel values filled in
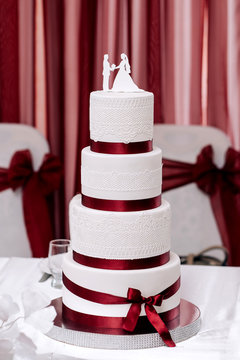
left=81, top=146, right=162, bottom=201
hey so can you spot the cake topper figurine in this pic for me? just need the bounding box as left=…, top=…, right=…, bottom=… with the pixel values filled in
left=102, top=54, right=116, bottom=91
left=102, top=53, right=141, bottom=92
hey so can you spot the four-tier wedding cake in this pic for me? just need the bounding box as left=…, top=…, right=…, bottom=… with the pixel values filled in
left=62, top=57, right=181, bottom=348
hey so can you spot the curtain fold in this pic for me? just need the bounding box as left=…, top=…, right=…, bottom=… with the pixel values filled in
left=18, top=0, right=35, bottom=126
left=207, top=0, right=240, bottom=149
left=0, top=0, right=19, bottom=122
left=43, top=0, right=65, bottom=238
left=63, top=0, right=81, bottom=234
left=162, top=0, right=205, bottom=125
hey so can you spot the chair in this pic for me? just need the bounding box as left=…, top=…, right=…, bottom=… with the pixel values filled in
left=153, top=124, right=231, bottom=257
left=0, top=124, right=50, bottom=257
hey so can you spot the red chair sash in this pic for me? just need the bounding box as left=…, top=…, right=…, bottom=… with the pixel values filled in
left=0, top=149, right=62, bottom=257
left=162, top=145, right=240, bottom=265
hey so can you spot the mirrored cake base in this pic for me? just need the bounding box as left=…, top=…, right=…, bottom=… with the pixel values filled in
left=46, top=298, right=201, bottom=350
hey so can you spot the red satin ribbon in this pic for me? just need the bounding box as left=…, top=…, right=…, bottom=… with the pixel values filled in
left=62, top=303, right=180, bottom=335
left=162, top=145, right=240, bottom=266
left=63, top=274, right=180, bottom=346
left=90, top=139, right=153, bottom=154
left=0, top=149, right=62, bottom=257
left=82, top=194, right=161, bottom=212
left=72, top=250, right=170, bottom=270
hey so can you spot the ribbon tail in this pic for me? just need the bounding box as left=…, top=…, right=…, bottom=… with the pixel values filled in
left=145, top=305, right=176, bottom=347
left=122, top=303, right=141, bottom=332
left=0, top=169, right=10, bottom=191
left=23, top=175, right=53, bottom=257
left=210, top=187, right=240, bottom=266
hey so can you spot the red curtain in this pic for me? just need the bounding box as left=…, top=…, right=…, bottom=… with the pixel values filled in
left=1, top=0, right=240, bottom=241
left=207, top=0, right=240, bottom=149
left=0, top=0, right=19, bottom=122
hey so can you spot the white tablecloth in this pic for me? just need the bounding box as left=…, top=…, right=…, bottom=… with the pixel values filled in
left=0, top=257, right=240, bottom=360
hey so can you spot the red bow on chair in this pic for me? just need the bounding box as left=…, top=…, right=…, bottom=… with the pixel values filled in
left=0, top=149, right=62, bottom=257
left=163, top=145, right=240, bottom=265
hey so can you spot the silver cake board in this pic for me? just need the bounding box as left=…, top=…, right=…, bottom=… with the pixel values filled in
left=46, top=298, right=201, bottom=350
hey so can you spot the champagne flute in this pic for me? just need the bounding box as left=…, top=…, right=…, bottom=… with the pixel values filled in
left=48, top=239, right=70, bottom=288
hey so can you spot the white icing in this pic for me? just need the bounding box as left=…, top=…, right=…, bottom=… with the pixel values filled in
left=81, top=147, right=162, bottom=200
left=70, top=195, right=171, bottom=259
left=90, top=91, right=153, bottom=143
left=62, top=251, right=181, bottom=316
left=64, top=88, right=182, bottom=331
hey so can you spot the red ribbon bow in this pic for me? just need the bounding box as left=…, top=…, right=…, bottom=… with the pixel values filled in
left=123, top=288, right=176, bottom=347
left=194, top=146, right=240, bottom=195
left=163, top=145, right=240, bottom=265
left=62, top=274, right=180, bottom=347
left=0, top=149, right=62, bottom=257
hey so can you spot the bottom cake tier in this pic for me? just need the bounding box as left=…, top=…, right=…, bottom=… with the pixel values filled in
left=62, top=251, right=181, bottom=337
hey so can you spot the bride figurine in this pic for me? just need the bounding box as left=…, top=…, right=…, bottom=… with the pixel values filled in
left=111, top=53, right=141, bottom=92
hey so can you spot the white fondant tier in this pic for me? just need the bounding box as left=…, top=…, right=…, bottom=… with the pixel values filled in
left=69, top=195, right=171, bottom=259
left=90, top=91, right=153, bottom=143
left=62, top=252, right=180, bottom=317
left=81, top=146, right=162, bottom=200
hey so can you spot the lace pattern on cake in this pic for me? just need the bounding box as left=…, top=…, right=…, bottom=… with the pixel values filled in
left=90, top=123, right=153, bottom=143
left=90, top=96, right=153, bottom=143
left=91, top=94, right=153, bottom=108
left=81, top=167, right=162, bottom=192
left=70, top=200, right=171, bottom=258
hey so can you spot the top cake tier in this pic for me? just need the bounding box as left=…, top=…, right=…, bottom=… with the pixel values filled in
left=90, top=91, right=153, bottom=144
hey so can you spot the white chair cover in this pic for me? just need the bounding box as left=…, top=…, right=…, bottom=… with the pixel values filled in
left=153, top=124, right=231, bottom=257
left=0, top=124, right=49, bottom=257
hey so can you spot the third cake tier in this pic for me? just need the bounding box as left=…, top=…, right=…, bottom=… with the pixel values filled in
left=70, top=194, right=171, bottom=261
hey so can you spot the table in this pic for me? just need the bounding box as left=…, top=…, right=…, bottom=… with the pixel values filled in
left=0, top=257, right=240, bottom=359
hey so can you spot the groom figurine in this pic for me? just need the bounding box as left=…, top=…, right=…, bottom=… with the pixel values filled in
left=102, top=54, right=115, bottom=91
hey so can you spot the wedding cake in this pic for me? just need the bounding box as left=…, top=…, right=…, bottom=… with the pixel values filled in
left=62, top=56, right=181, bottom=348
